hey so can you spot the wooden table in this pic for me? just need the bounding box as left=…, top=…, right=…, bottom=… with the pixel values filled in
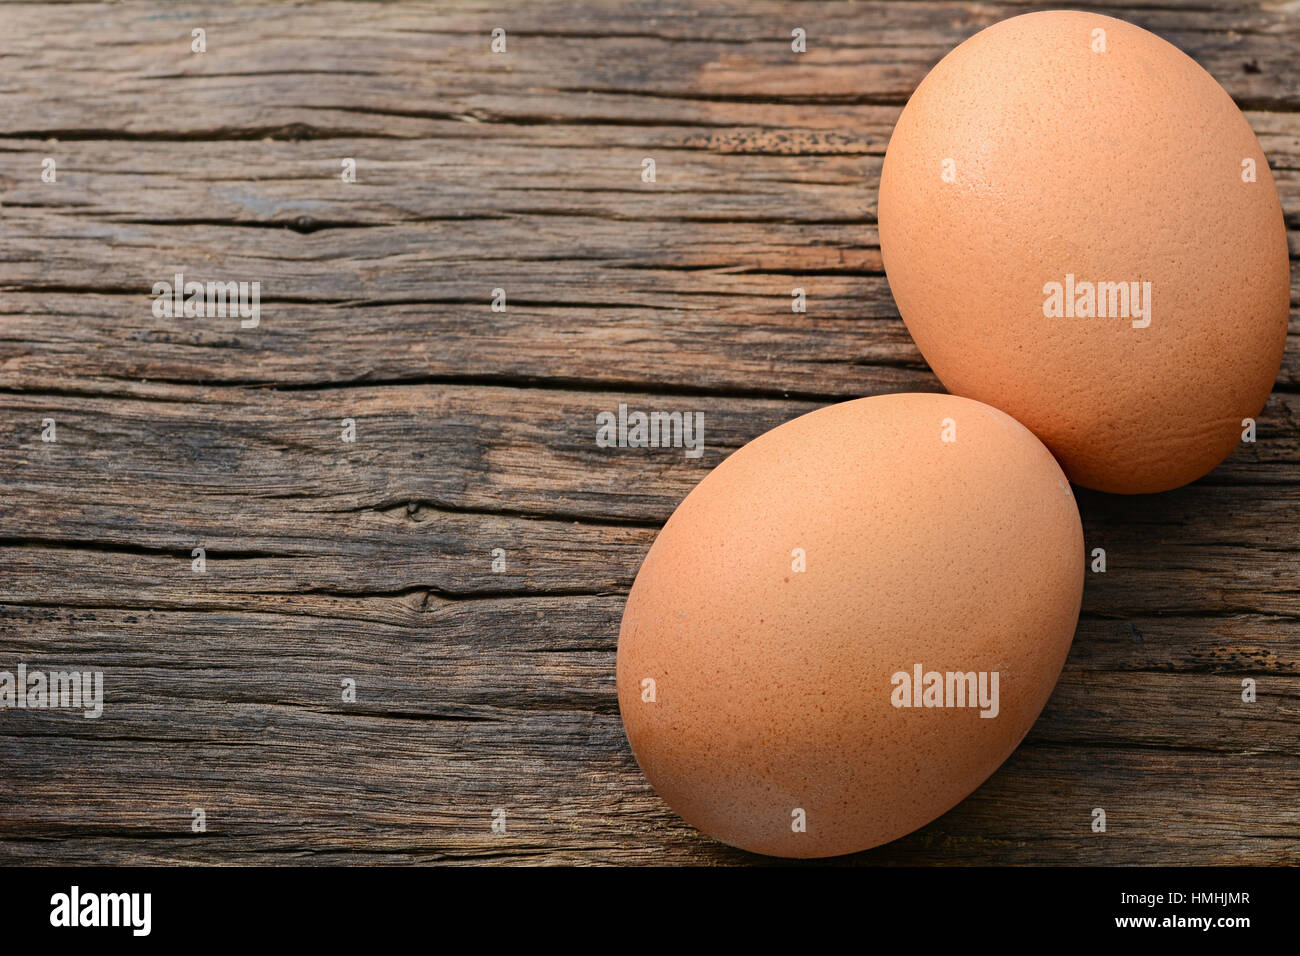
left=1, top=0, right=1296, bottom=866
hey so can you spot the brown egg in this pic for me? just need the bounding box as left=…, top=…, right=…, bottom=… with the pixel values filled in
left=617, top=393, right=1083, bottom=858
left=878, top=11, right=1289, bottom=494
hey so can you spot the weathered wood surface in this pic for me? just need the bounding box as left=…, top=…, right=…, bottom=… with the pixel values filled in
left=0, top=0, right=1297, bottom=865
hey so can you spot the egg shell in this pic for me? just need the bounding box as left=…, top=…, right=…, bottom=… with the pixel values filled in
left=878, top=11, right=1289, bottom=494
left=617, top=393, right=1084, bottom=858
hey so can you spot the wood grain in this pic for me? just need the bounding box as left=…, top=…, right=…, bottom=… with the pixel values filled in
left=0, top=0, right=1297, bottom=865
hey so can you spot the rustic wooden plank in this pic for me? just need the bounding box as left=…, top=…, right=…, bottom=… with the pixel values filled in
left=1, top=267, right=1295, bottom=394
left=4, top=385, right=1300, bottom=511
left=4, top=127, right=1299, bottom=224
left=1, top=0, right=1297, bottom=139
left=0, top=126, right=1295, bottom=395
left=3, top=502, right=1300, bottom=620
left=1, top=602, right=1296, bottom=864
left=2, top=729, right=1296, bottom=865
left=1, top=384, right=1299, bottom=626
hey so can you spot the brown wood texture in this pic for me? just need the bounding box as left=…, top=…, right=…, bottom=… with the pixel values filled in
left=0, top=0, right=1297, bottom=865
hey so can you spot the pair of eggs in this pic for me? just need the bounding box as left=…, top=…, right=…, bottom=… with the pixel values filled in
left=617, top=11, right=1289, bottom=858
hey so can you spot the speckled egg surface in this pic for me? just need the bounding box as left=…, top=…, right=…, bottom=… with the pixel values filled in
left=878, top=11, right=1289, bottom=494
left=616, top=393, right=1084, bottom=858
